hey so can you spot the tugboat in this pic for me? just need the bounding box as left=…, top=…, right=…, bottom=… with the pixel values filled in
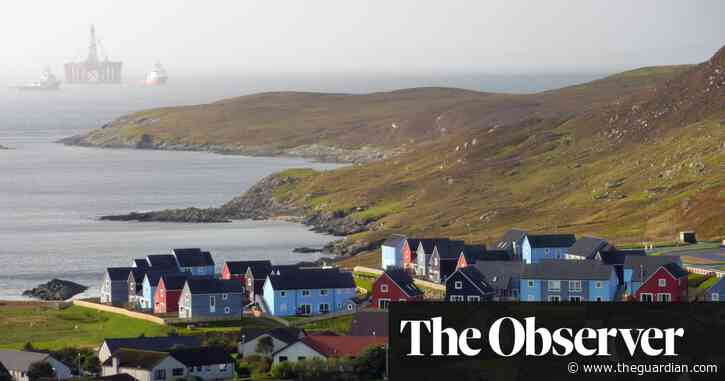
left=14, top=68, right=61, bottom=91
left=144, top=62, right=168, bottom=85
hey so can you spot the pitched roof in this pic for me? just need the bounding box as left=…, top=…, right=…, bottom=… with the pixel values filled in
left=298, top=336, right=387, bottom=358
left=129, top=268, right=147, bottom=283
left=662, top=263, right=688, bottom=279
left=247, top=262, right=274, bottom=278
left=525, top=234, right=577, bottom=248
left=172, top=248, right=214, bottom=267
left=101, top=349, right=169, bottom=370
left=0, top=350, right=53, bottom=372
left=133, top=259, right=150, bottom=270
left=461, top=247, right=510, bottom=263
left=160, top=274, right=190, bottom=291
left=383, top=269, right=424, bottom=297
left=600, top=249, right=645, bottom=266
left=438, top=240, right=465, bottom=260
left=103, top=336, right=202, bottom=355
left=186, top=278, right=243, bottom=294
left=240, top=327, right=305, bottom=344
left=93, top=374, right=138, bottom=381
left=521, top=260, right=613, bottom=280
left=145, top=270, right=183, bottom=287
left=267, top=268, right=355, bottom=290
left=382, top=234, right=406, bottom=248
left=568, top=237, right=610, bottom=259
left=473, top=261, right=525, bottom=290
left=458, top=267, right=494, bottom=294
left=146, top=255, right=179, bottom=270
left=225, top=260, right=271, bottom=276
left=107, top=267, right=134, bottom=282
left=403, top=238, right=420, bottom=251
left=624, top=255, right=682, bottom=282
left=707, top=277, right=725, bottom=293
left=417, top=239, right=449, bottom=254
left=169, top=347, right=232, bottom=367
left=350, top=310, right=389, bottom=337
left=495, top=228, right=528, bottom=249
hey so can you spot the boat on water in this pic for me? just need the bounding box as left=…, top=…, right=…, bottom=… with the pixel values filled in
left=144, top=62, right=168, bottom=85
left=14, top=68, right=61, bottom=91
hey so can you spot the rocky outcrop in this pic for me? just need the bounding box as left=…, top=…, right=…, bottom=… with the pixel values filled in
left=0, top=145, right=11, bottom=150
left=22, top=279, right=88, bottom=301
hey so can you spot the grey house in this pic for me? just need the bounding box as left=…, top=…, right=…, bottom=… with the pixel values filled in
left=98, top=336, right=202, bottom=364
left=474, top=261, right=524, bottom=301
left=179, top=278, right=244, bottom=321
left=705, top=277, right=725, bottom=302
left=238, top=327, right=305, bottom=357
left=495, top=228, right=528, bottom=259
left=168, top=347, right=235, bottom=381
left=100, top=267, right=133, bottom=305
left=101, top=349, right=186, bottom=381
left=0, top=350, right=72, bottom=381
left=567, top=236, right=613, bottom=260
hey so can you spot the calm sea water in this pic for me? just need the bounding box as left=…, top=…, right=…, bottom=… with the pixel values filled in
left=0, top=73, right=605, bottom=300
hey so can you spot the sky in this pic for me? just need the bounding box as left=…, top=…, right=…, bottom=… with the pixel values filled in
left=0, top=0, right=723, bottom=78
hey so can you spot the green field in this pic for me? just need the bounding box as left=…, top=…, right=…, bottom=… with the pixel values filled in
left=0, top=303, right=171, bottom=350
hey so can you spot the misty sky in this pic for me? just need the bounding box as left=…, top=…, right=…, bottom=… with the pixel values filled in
left=1, top=1, right=723, bottom=78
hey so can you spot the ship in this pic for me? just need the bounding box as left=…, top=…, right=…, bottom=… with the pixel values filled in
left=144, top=62, right=168, bottom=85
left=64, top=25, right=122, bottom=84
left=14, top=68, right=61, bottom=91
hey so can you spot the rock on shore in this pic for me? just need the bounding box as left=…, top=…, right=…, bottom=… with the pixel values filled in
left=0, top=145, right=11, bottom=150
left=22, top=279, right=88, bottom=301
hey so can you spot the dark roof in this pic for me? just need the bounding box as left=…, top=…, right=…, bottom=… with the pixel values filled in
left=186, top=278, right=242, bottom=294
left=107, top=267, right=133, bottom=281
left=104, top=336, right=202, bottom=355
left=600, top=249, right=645, bottom=266
left=241, top=327, right=305, bottom=344
left=350, top=310, right=389, bottom=337
left=0, top=350, right=52, bottom=372
left=473, top=261, right=525, bottom=290
left=92, top=374, right=138, bottom=381
left=458, top=267, right=494, bottom=294
left=225, top=260, right=271, bottom=276
left=662, top=263, right=688, bottom=279
left=169, top=347, right=232, bottom=367
left=133, top=259, right=150, bottom=270
left=525, top=234, right=577, bottom=248
left=173, top=248, right=215, bottom=267
left=146, top=255, right=179, bottom=270
left=438, top=240, right=465, bottom=260
left=521, top=260, right=613, bottom=280
left=384, top=269, right=424, bottom=297
left=495, top=228, right=528, bottom=249
left=624, top=255, right=682, bottom=282
left=247, top=262, right=274, bottom=278
left=160, top=274, right=190, bottom=290
left=297, top=336, right=387, bottom=358
left=129, top=268, right=147, bottom=282
left=382, top=234, right=406, bottom=248
left=568, top=237, right=610, bottom=259
left=462, top=248, right=510, bottom=263
left=145, top=270, right=183, bottom=287
left=417, top=238, right=449, bottom=254
left=101, top=349, right=169, bottom=370
left=268, top=268, right=355, bottom=290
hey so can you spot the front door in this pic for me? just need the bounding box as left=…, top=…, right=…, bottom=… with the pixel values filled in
left=378, top=299, right=390, bottom=310
left=210, top=296, right=216, bottom=313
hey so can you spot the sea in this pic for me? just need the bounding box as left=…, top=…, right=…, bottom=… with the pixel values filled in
left=0, top=72, right=607, bottom=300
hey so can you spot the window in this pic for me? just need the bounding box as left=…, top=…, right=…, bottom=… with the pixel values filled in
left=569, top=296, right=581, bottom=302
left=512, top=289, right=519, bottom=298
left=548, top=280, right=561, bottom=291
left=527, top=280, right=535, bottom=288
left=467, top=295, right=480, bottom=302
left=280, top=304, right=287, bottom=312
left=595, top=281, right=603, bottom=289
left=172, top=368, right=184, bottom=377
left=154, top=370, right=166, bottom=380
left=299, top=304, right=312, bottom=315
left=658, top=278, right=667, bottom=287
left=595, top=297, right=603, bottom=302
left=347, top=304, right=354, bottom=311
left=224, top=307, right=231, bottom=314
left=548, top=295, right=561, bottom=302
left=210, top=296, right=215, bottom=307
left=279, top=356, right=288, bottom=362
left=454, top=281, right=463, bottom=289
left=320, top=289, right=329, bottom=296
left=568, top=280, right=582, bottom=292
left=222, top=293, right=228, bottom=300
left=378, top=299, right=390, bottom=310
left=298, top=357, right=307, bottom=361
left=544, top=248, right=550, bottom=256
left=713, top=293, right=720, bottom=301
left=280, top=291, right=287, bottom=297
left=380, top=284, right=389, bottom=293
left=302, top=289, right=311, bottom=297
left=640, top=293, right=654, bottom=302
left=556, top=249, right=562, bottom=258
left=450, top=295, right=464, bottom=302
left=657, top=293, right=671, bottom=302
left=319, top=303, right=330, bottom=313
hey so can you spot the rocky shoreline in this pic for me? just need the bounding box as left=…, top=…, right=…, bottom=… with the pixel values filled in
left=0, top=144, right=11, bottom=150
left=22, top=279, right=88, bottom=301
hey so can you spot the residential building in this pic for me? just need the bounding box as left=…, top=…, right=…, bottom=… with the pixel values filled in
left=381, top=234, right=406, bottom=270
left=623, top=255, right=683, bottom=296
left=145, top=255, right=179, bottom=271
left=704, top=277, right=725, bottom=302
left=140, top=271, right=180, bottom=311
left=168, top=347, right=234, bottom=381
left=455, top=247, right=509, bottom=270
left=221, top=260, right=271, bottom=295
left=172, top=248, right=215, bottom=277
left=371, top=269, right=424, bottom=310
left=520, top=260, right=618, bottom=302
left=238, top=328, right=306, bottom=357
left=153, top=274, right=190, bottom=314
left=445, top=266, right=495, bottom=302
left=414, top=238, right=449, bottom=277
left=630, top=262, right=688, bottom=302
left=262, top=268, right=356, bottom=317
left=474, top=261, right=524, bottom=301
left=101, top=349, right=186, bottom=381
left=427, top=240, right=471, bottom=283
left=98, top=336, right=202, bottom=364
left=127, top=268, right=147, bottom=308
left=566, top=237, right=613, bottom=260
left=0, top=350, right=72, bottom=381
left=401, top=238, right=421, bottom=271
left=494, top=228, right=528, bottom=259
left=100, top=267, right=134, bottom=305
left=132, top=259, right=150, bottom=270
left=521, top=234, right=577, bottom=264
left=245, top=262, right=274, bottom=303
left=272, top=336, right=387, bottom=364
left=350, top=310, right=388, bottom=337
left=179, top=278, right=244, bottom=320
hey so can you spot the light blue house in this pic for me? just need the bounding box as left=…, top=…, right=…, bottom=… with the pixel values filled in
left=622, top=255, right=682, bottom=295
left=520, top=260, right=618, bottom=302
left=262, top=268, right=357, bottom=317
left=172, top=248, right=216, bottom=276
left=139, top=271, right=179, bottom=310
left=381, top=234, right=406, bottom=269
left=178, top=278, right=244, bottom=321
left=521, top=234, right=577, bottom=264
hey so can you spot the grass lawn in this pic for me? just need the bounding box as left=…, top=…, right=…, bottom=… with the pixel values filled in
left=171, top=316, right=282, bottom=335
left=0, top=303, right=171, bottom=350
left=296, top=314, right=354, bottom=335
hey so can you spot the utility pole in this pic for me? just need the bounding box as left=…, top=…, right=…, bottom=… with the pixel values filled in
left=384, top=343, right=389, bottom=380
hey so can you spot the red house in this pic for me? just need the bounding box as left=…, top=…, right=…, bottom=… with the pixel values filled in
left=371, top=269, right=424, bottom=310
left=153, top=274, right=188, bottom=314
left=402, top=239, right=420, bottom=271
left=634, top=263, right=688, bottom=302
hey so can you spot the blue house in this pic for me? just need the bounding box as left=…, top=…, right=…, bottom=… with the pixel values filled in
left=381, top=234, right=406, bottom=269
left=172, top=248, right=216, bottom=276
left=623, top=255, right=682, bottom=295
left=494, top=228, right=528, bottom=260
left=520, top=260, right=618, bottom=302
left=521, top=234, right=577, bottom=264
left=262, top=268, right=357, bottom=317
left=178, top=278, right=244, bottom=320
left=704, top=277, right=725, bottom=302
left=140, top=271, right=180, bottom=310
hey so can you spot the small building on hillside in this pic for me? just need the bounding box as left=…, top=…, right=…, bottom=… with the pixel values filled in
left=494, top=228, right=528, bottom=260
left=101, top=267, right=134, bottom=305
left=153, top=273, right=190, bottom=314
left=704, top=277, right=725, bottom=302
left=474, top=261, right=524, bottom=301
left=172, top=248, right=215, bottom=277
left=623, top=255, right=683, bottom=296
left=262, top=268, right=357, bottom=317
left=178, top=278, right=244, bottom=321
left=445, top=266, right=495, bottom=302
left=427, top=240, right=467, bottom=283
left=271, top=336, right=387, bottom=365
left=566, top=237, right=612, bottom=260
left=401, top=238, right=421, bottom=271
left=381, top=234, right=407, bottom=269
left=520, top=260, right=618, bottom=302
left=371, top=269, right=424, bottom=310
left=414, top=238, right=450, bottom=277
left=98, top=336, right=202, bottom=364
left=679, top=231, right=697, bottom=244
left=101, top=349, right=186, bottom=381
left=238, top=327, right=306, bottom=357
left=0, top=350, right=72, bottom=381
left=630, top=262, right=688, bottom=302
left=521, top=234, right=577, bottom=264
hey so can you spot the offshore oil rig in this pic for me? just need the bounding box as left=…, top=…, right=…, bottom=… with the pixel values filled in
left=64, top=25, right=122, bottom=84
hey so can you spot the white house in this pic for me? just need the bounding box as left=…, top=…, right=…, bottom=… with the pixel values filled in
left=0, top=350, right=72, bottom=381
